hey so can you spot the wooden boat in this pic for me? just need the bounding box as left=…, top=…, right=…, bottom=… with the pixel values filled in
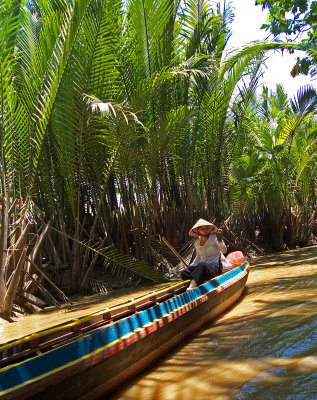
left=0, top=253, right=249, bottom=400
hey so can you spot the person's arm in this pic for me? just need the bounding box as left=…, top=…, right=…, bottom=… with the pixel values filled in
left=216, top=230, right=227, bottom=253
left=189, top=249, right=201, bottom=266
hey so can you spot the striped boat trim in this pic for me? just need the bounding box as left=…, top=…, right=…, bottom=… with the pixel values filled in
left=0, top=263, right=249, bottom=396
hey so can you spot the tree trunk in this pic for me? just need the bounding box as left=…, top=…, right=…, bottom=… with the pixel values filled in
left=0, top=196, right=8, bottom=311
left=0, top=247, right=27, bottom=321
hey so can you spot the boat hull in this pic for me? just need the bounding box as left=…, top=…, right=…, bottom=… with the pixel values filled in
left=0, top=263, right=249, bottom=400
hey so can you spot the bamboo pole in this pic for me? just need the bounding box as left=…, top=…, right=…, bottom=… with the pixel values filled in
left=162, top=237, right=188, bottom=268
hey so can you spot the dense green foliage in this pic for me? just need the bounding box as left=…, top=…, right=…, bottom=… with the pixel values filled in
left=0, top=0, right=316, bottom=316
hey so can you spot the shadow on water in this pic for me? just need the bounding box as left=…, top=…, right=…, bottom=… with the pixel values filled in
left=108, top=247, right=317, bottom=400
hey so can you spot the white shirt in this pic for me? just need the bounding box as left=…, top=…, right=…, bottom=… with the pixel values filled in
left=190, top=234, right=232, bottom=271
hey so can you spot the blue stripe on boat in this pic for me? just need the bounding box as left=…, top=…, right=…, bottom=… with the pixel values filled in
left=0, top=263, right=247, bottom=394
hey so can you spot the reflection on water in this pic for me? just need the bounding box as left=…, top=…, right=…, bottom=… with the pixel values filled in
left=109, top=246, right=317, bottom=400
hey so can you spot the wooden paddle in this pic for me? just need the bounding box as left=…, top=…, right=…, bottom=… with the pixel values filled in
left=162, top=237, right=189, bottom=268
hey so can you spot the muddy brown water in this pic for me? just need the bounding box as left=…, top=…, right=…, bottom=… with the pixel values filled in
left=108, top=246, right=317, bottom=400
left=1, top=246, right=317, bottom=399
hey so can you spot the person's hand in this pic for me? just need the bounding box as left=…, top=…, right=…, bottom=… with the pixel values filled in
left=216, top=229, right=223, bottom=241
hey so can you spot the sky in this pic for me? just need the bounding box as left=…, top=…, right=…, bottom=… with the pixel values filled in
left=222, top=0, right=315, bottom=99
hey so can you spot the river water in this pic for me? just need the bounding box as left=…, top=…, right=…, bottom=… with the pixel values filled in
left=109, top=246, right=317, bottom=400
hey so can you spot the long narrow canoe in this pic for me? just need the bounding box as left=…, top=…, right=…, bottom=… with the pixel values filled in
left=0, top=258, right=249, bottom=400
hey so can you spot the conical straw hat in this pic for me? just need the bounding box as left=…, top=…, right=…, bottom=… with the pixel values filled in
left=189, top=218, right=218, bottom=236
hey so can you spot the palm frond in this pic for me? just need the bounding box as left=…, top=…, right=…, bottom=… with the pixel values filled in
left=103, top=247, right=167, bottom=283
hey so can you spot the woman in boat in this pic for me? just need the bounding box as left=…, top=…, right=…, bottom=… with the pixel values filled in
left=181, top=218, right=232, bottom=290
